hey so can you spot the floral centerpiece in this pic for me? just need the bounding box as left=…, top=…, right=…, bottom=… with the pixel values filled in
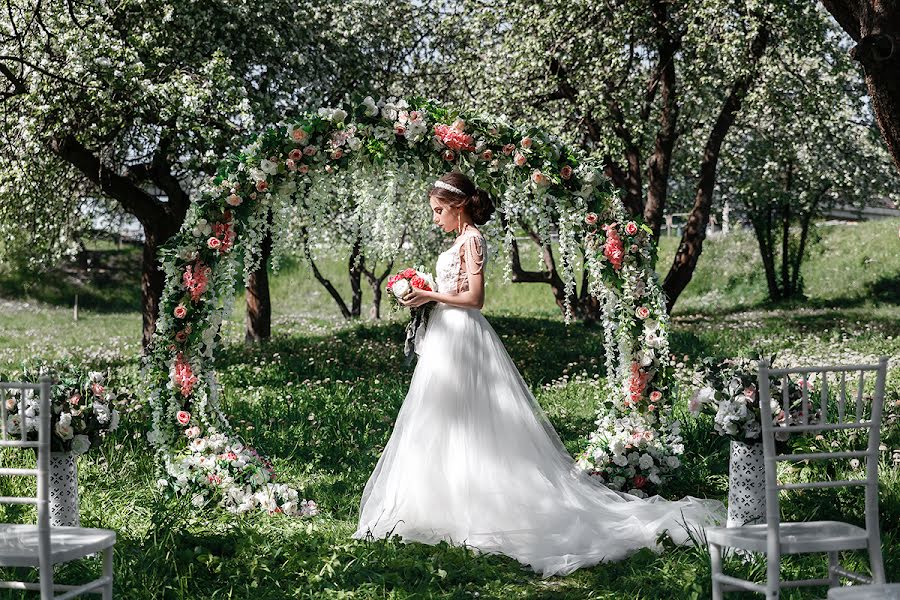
left=689, top=356, right=815, bottom=443
left=387, top=267, right=437, bottom=361
left=3, top=364, right=124, bottom=456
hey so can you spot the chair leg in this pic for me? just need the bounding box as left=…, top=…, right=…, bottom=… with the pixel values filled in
left=828, top=551, right=840, bottom=588
left=765, top=551, right=780, bottom=599
left=868, top=538, right=886, bottom=584
left=709, top=542, right=724, bottom=600
left=102, top=546, right=114, bottom=600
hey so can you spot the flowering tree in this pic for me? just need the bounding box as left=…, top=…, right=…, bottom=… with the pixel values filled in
left=0, top=0, right=435, bottom=348
left=410, top=0, right=836, bottom=314
left=718, top=13, right=900, bottom=300
left=141, top=96, right=685, bottom=508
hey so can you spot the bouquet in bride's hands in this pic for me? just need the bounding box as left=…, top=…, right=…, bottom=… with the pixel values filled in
left=386, top=267, right=437, bottom=362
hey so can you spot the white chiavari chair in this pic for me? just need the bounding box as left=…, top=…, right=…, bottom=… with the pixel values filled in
left=707, top=357, right=890, bottom=599
left=0, top=376, right=116, bottom=599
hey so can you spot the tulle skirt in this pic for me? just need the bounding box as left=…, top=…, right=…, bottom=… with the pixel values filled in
left=352, top=303, right=724, bottom=577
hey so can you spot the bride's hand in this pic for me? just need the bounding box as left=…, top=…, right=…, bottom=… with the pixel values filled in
left=400, top=287, right=433, bottom=308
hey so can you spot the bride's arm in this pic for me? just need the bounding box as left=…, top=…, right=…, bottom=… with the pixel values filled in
left=399, top=269, right=484, bottom=310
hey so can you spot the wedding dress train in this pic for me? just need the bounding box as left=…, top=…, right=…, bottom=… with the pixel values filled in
left=352, top=226, right=724, bottom=577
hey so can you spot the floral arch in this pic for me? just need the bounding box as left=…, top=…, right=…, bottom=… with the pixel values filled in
left=144, top=96, right=683, bottom=514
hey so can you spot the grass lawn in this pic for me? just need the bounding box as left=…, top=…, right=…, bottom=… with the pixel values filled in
left=0, top=219, right=897, bottom=599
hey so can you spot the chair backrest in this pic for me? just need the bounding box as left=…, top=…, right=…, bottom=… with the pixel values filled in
left=757, top=358, right=889, bottom=536
left=0, top=377, right=51, bottom=534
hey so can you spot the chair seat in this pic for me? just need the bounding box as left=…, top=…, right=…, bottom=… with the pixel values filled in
left=828, top=584, right=900, bottom=599
left=706, top=520, right=867, bottom=554
left=0, top=524, right=116, bottom=567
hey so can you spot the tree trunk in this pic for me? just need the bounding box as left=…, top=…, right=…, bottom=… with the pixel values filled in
left=751, top=211, right=780, bottom=300
left=245, top=215, right=273, bottom=343
left=140, top=228, right=165, bottom=350
left=662, top=24, right=770, bottom=312
left=644, top=0, right=681, bottom=238
left=349, top=237, right=363, bottom=318
left=820, top=0, right=900, bottom=173
left=363, top=260, right=395, bottom=319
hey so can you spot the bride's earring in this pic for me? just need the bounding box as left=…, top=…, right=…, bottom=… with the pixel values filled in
left=457, top=211, right=462, bottom=234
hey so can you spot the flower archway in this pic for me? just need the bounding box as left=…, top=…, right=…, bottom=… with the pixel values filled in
left=143, top=96, right=683, bottom=513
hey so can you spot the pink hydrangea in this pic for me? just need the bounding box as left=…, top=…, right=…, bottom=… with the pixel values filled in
left=434, top=124, right=475, bottom=152
left=603, top=225, right=625, bottom=271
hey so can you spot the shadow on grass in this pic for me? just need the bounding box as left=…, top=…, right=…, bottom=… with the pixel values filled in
left=0, top=248, right=142, bottom=313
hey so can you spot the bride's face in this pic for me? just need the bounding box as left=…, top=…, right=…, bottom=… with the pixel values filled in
left=429, top=196, right=458, bottom=233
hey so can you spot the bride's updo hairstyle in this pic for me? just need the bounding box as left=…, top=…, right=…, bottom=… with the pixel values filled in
left=428, top=172, right=496, bottom=225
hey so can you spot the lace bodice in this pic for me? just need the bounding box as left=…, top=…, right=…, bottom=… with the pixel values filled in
left=435, top=225, right=487, bottom=295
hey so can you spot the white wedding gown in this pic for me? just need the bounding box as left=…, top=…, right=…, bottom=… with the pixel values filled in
left=353, top=226, right=724, bottom=577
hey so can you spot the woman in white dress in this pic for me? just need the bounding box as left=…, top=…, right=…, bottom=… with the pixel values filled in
left=352, top=172, right=724, bottom=577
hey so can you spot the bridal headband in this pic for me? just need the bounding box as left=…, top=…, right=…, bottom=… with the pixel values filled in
left=434, top=180, right=466, bottom=196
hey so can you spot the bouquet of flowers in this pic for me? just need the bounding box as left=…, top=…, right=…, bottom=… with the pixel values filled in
left=3, top=364, right=126, bottom=455
left=386, top=267, right=437, bottom=361
left=689, top=356, right=816, bottom=443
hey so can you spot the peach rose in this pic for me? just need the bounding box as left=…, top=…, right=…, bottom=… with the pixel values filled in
left=585, top=212, right=598, bottom=225
left=394, top=124, right=406, bottom=136
left=649, top=391, right=662, bottom=402
left=331, top=149, right=343, bottom=160
left=502, top=143, right=515, bottom=155
left=285, top=159, right=296, bottom=171
left=481, top=149, right=493, bottom=161
left=298, top=164, right=309, bottom=175
left=176, top=410, right=191, bottom=425
left=255, top=180, right=268, bottom=193
left=226, top=193, right=242, bottom=207
left=513, top=152, right=527, bottom=167
left=288, top=148, right=302, bottom=161
left=291, top=128, right=307, bottom=143
left=173, top=305, right=187, bottom=319
left=635, top=306, right=650, bottom=319
left=520, top=136, right=533, bottom=149
left=531, top=170, right=549, bottom=186
left=303, top=145, right=317, bottom=156
left=625, top=221, right=638, bottom=235
left=443, top=149, right=455, bottom=161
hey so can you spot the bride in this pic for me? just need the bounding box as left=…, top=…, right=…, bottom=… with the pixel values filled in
left=352, top=172, right=724, bottom=577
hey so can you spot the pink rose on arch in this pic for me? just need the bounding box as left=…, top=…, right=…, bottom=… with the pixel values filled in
left=520, top=136, right=533, bottom=149
left=285, top=159, right=296, bottom=171
left=291, top=128, right=308, bottom=143
left=560, top=165, right=573, bottom=180
left=176, top=410, right=191, bottom=425
left=481, top=149, right=493, bottom=161
left=442, top=149, right=455, bottom=161
left=331, top=148, right=343, bottom=160
left=298, top=164, right=309, bottom=175
left=625, top=221, right=638, bottom=235
left=649, top=390, right=663, bottom=402
left=207, top=237, right=222, bottom=250
left=173, top=304, right=187, bottom=319
left=226, top=193, right=242, bottom=207
left=513, top=152, right=527, bottom=167
left=635, top=306, right=650, bottom=319
left=288, top=148, right=302, bottom=161
left=175, top=330, right=188, bottom=343
left=303, top=145, right=317, bottom=156
left=255, top=180, right=268, bottom=193
left=394, top=124, right=406, bottom=136
left=185, top=426, right=201, bottom=439
left=69, top=393, right=81, bottom=406
left=502, top=143, right=515, bottom=155
left=585, top=212, right=598, bottom=225
left=531, top=170, right=549, bottom=186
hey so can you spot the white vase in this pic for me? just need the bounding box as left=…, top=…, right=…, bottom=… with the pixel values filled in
left=48, top=452, right=80, bottom=527
left=726, top=440, right=766, bottom=527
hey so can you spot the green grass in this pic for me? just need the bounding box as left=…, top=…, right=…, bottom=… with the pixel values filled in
left=0, top=219, right=898, bottom=598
